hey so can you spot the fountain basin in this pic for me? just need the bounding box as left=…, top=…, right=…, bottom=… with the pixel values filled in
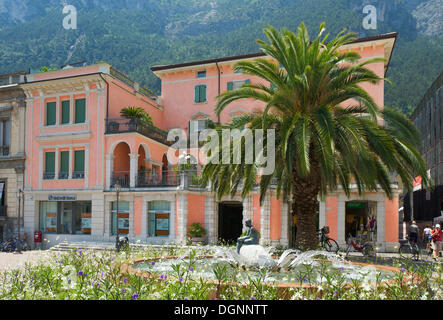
left=123, top=253, right=402, bottom=290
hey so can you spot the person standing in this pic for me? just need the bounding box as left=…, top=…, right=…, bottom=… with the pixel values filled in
left=431, top=224, right=443, bottom=261
left=409, top=220, right=419, bottom=244
left=423, top=225, right=432, bottom=254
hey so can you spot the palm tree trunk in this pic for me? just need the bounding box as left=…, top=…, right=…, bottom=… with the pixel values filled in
left=292, top=152, right=321, bottom=251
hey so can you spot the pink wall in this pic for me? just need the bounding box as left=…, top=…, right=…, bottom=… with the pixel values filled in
left=134, top=197, right=143, bottom=235
left=187, top=194, right=205, bottom=229
left=252, top=194, right=261, bottom=231
left=107, top=80, right=164, bottom=129
left=384, top=197, right=399, bottom=242
left=325, top=197, right=338, bottom=241
left=270, top=196, right=281, bottom=240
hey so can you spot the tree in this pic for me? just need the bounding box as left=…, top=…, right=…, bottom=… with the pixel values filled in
left=201, top=23, right=431, bottom=250
left=120, top=106, right=154, bottom=126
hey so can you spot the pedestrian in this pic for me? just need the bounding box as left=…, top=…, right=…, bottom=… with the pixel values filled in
left=409, top=220, right=419, bottom=244
left=430, top=224, right=443, bottom=261
left=423, top=225, right=432, bottom=254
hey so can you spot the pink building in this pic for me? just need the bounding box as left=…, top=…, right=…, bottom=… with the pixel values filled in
left=22, top=32, right=400, bottom=251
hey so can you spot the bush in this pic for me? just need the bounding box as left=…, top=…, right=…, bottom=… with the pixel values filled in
left=188, top=223, right=206, bottom=238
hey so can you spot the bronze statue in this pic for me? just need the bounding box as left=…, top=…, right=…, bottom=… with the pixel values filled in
left=237, top=219, right=259, bottom=253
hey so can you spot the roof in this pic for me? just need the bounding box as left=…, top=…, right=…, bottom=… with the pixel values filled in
left=151, top=32, right=398, bottom=73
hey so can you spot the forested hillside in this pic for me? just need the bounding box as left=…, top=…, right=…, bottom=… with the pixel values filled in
left=0, top=0, right=441, bottom=115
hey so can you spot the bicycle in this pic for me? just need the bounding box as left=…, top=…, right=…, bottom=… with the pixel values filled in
left=398, top=236, right=420, bottom=261
left=345, top=233, right=376, bottom=258
left=318, top=226, right=340, bottom=253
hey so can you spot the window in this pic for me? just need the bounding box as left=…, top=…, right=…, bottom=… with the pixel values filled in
left=74, top=98, right=86, bottom=124
left=0, top=181, right=6, bottom=214
left=39, top=201, right=92, bottom=235
left=61, top=100, right=70, bottom=124
left=148, top=201, right=170, bottom=237
left=44, top=152, right=55, bottom=180
left=46, top=102, right=56, bottom=126
left=73, top=150, right=85, bottom=179
left=111, top=201, right=129, bottom=235
left=227, top=79, right=250, bottom=91
left=59, top=151, right=69, bottom=179
left=0, top=119, right=10, bottom=156
left=194, top=85, right=207, bottom=103
left=197, top=70, right=206, bottom=78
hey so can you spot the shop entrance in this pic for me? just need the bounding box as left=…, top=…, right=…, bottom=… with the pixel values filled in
left=345, top=201, right=377, bottom=242
left=218, top=202, right=243, bottom=244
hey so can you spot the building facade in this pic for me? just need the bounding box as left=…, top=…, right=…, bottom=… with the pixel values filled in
left=405, top=71, right=443, bottom=222
left=21, top=32, right=400, bottom=251
left=0, top=71, right=27, bottom=241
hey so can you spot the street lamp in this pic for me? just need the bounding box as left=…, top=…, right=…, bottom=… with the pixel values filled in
left=114, top=182, right=121, bottom=252
left=15, top=188, right=23, bottom=254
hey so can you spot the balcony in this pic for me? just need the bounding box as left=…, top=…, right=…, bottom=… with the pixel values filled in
left=136, top=170, right=180, bottom=187
left=109, top=170, right=205, bottom=190
left=111, top=171, right=130, bottom=188
left=105, top=118, right=172, bottom=146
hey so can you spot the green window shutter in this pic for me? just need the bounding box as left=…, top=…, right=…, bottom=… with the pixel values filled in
left=200, top=85, right=207, bottom=102
left=45, top=152, right=55, bottom=173
left=61, top=101, right=70, bottom=124
left=60, top=151, right=69, bottom=173
left=270, top=82, right=276, bottom=90
left=194, top=86, right=200, bottom=103
left=46, top=102, right=56, bottom=126
left=75, top=99, right=86, bottom=123
left=227, top=81, right=233, bottom=91
left=74, top=150, right=85, bottom=172
left=245, top=79, right=250, bottom=85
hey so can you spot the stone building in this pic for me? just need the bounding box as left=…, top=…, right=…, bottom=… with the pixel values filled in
left=0, top=71, right=26, bottom=241
left=405, top=71, right=443, bottom=222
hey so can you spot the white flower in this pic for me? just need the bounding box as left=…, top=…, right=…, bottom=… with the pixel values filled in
left=362, top=282, right=371, bottom=292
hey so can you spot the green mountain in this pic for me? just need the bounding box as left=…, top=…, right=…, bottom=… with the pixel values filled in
left=0, top=0, right=441, bottom=115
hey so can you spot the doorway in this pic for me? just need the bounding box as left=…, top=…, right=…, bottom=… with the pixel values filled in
left=345, top=201, right=377, bottom=242
left=218, top=202, right=243, bottom=244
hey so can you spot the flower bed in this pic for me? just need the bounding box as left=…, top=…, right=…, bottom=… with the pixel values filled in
left=0, top=246, right=441, bottom=300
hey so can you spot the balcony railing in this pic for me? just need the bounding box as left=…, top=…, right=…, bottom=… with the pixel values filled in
left=0, top=205, right=6, bottom=217
left=136, top=170, right=180, bottom=187
left=72, top=171, right=85, bottom=179
left=105, top=118, right=173, bottom=146
left=58, top=172, right=69, bottom=180
left=0, top=146, right=9, bottom=156
left=111, top=171, right=130, bottom=188
left=43, top=172, right=56, bottom=180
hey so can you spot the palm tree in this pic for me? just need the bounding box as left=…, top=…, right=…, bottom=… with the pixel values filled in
left=201, top=23, right=431, bottom=250
left=120, top=106, right=154, bottom=126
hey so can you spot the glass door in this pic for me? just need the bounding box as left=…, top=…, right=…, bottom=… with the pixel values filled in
left=59, top=202, right=73, bottom=234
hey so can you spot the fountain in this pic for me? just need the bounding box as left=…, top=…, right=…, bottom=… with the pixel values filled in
left=128, top=225, right=400, bottom=287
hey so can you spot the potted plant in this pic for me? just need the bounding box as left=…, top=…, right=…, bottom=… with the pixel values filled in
left=188, top=222, right=207, bottom=244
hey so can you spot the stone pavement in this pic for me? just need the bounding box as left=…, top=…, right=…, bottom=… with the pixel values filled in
left=0, top=251, right=53, bottom=271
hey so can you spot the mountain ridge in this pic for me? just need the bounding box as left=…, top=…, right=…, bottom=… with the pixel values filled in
left=0, top=0, right=441, bottom=115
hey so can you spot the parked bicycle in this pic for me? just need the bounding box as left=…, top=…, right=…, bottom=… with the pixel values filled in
left=0, top=237, right=29, bottom=252
left=398, top=236, right=420, bottom=261
left=345, top=233, right=376, bottom=258
left=318, top=226, right=340, bottom=253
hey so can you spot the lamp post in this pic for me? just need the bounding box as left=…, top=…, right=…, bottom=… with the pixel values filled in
left=15, top=188, right=23, bottom=254
left=114, top=182, right=121, bottom=252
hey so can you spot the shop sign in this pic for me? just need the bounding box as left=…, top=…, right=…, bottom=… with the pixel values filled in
left=346, top=202, right=366, bottom=209
left=48, top=194, right=77, bottom=201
